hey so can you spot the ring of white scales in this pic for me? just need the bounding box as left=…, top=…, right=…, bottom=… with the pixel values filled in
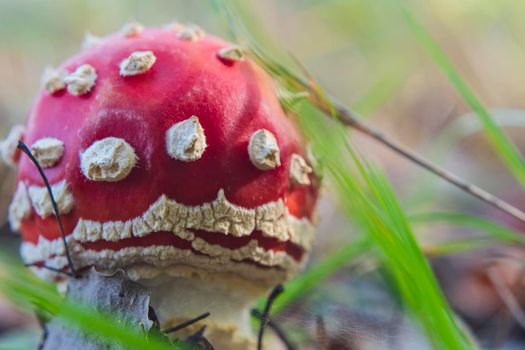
left=20, top=188, right=315, bottom=283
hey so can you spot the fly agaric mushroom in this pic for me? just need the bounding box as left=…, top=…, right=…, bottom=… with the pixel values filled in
left=8, top=22, right=319, bottom=349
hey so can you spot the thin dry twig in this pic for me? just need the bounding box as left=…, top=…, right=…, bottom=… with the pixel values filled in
left=316, top=315, right=328, bottom=350
left=251, top=309, right=296, bottom=350
left=184, top=325, right=215, bottom=350
left=295, top=63, right=525, bottom=225
left=493, top=258, right=525, bottom=345
left=256, top=284, right=285, bottom=350
left=487, top=263, right=525, bottom=329
left=162, top=312, right=211, bottom=334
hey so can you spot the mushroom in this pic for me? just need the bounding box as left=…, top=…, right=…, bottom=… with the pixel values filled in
left=12, top=23, right=320, bottom=349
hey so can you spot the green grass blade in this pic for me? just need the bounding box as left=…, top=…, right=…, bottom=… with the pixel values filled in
left=410, top=211, right=525, bottom=244
left=296, top=101, right=475, bottom=349
left=399, top=4, right=525, bottom=189
left=410, top=211, right=525, bottom=256
left=423, top=238, right=504, bottom=256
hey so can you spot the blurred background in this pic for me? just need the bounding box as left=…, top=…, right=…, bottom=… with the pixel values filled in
left=2, top=0, right=525, bottom=349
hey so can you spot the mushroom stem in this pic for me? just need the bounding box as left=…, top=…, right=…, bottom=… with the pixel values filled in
left=141, top=275, right=263, bottom=349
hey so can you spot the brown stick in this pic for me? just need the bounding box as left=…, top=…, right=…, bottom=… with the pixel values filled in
left=284, top=68, right=525, bottom=226
left=326, top=102, right=525, bottom=224
left=487, top=264, right=525, bottom=329
left=272, top=52, right=525, bottom=224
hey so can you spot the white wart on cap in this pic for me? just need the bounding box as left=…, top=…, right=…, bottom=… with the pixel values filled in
left=119, top=51, right=157, bottom=76
left=80, top=137, right=137, bottom=182
left=8, top=182, right=32, bottom=231
left=166, top=116, right=207, bottom=162
left=164, top=21, right=184, bottom=32
left=64, top=64, right=97, bottom=96
left=177, top=24, right=205, bottom=41
left=31, top=137, right=64, bottom=168
left=0, top=125, right=24, bottom=167
left=41, top=67, right=67, bottom=94
left=82, top=32, right=102, bottom=49
left=28, top=180, right=74, bottom=218
left=120, top=22, right=143, bottom=37
left=290, top=154, right=312, bottom=186
left=248, top=129, right=281, bottom=170
left=217, top=46, right=244, bottom=62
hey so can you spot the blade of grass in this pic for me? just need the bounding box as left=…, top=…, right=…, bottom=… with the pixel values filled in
left=410, top=212, right=525, bottom=244
left=411, top=211, right=525, bottom=256
left=399, top=4, right=525, bottom=190
left=293, top=93, right=475, bottom=349
left=422, top=238, right=505, bottom=257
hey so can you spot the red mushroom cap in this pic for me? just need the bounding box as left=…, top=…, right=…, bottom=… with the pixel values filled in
left=11, top=24, right=319, bottom=286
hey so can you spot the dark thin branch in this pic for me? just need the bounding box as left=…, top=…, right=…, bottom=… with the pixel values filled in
left=17, top=141, right=78, bottom=277
left=162, top=312, right=211, bottom=334
left=24, top=263, right=75, bottom=278
left=288, top=56, right=525, bottom=225
left=315, top=315, right=328, bottom=350
left=338, top=106, right=525, bottom=224
left=487, top=264, right=525, bottom=329
left=184, top=326, right=215, bottom=350
left=256, top=284, right=284, bottom=350
left=251, top=309, right=296, bottom=350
